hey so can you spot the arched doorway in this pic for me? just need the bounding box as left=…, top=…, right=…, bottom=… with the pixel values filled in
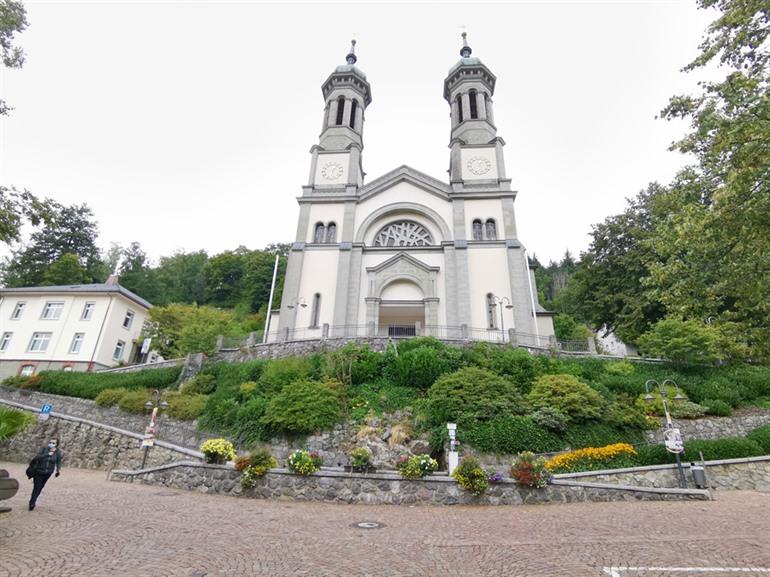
left=378, top=280, right=425, bottom=337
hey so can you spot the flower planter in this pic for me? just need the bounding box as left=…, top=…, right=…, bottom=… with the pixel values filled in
left=343, top=465, right=378, bottom=474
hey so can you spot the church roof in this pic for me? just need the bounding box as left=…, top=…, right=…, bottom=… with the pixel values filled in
left=359, top=165, right=451, bottom=200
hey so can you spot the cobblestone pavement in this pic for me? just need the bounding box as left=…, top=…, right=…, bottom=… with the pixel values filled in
left=2, top=462, right=770, bottom=577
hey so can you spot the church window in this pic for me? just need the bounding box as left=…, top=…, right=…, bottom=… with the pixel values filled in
left=335, top=96, right=345, bottom=125
left=310, top=293, right=321, bottom=328
left=314, top=222, right=325, bottom=243
left=469, top=90, right=478, bottom=119
left=472, top=219, right=483, bottom=240
left=373, top=221, right=433, bottom=247
left=485, top=219, right=497, bottom=240
left=349, top=100, right=358, bottom=129
left=456, top=94, right=463, bottom=123
left=326, top=222, right=337, bottom=243
left=486, top=293, right=497, bottom=329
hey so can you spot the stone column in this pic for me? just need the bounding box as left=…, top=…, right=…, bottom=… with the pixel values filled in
left=461, top=93, right=471, bottom=123
left=486, top=97, right=495, bottom=125
left=355, top=105, right=364, bottom=135
left=451, top=99, right=460, bottom=126
left=328, top=99, right=339, bottom=127
left=342, top=98, right=352, bottom=127
left=477, top=91, right=487, bottom=120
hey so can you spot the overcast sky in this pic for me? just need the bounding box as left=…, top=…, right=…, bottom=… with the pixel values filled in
left=1, top=0, right=715, bottom=265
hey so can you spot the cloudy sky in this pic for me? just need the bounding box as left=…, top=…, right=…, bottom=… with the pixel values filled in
left=1, top=1, right=715, bottom=264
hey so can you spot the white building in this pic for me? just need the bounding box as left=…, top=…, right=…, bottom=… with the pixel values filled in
left=0, top=277, right=152, bottom=378
left=275, top=37, right=555, bottom=345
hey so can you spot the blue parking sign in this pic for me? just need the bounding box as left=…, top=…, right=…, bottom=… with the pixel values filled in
left=38, top=404, right=53, bottom=421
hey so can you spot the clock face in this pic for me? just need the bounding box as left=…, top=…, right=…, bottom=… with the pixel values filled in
left=320, top=161, right=344, bottom=181
left=467, top=156, right=492, bottom=176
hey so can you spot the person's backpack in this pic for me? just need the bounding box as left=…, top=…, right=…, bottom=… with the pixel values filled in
left=25, top=456, right=39, bottom=479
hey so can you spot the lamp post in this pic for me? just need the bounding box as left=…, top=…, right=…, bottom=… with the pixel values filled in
left=140, top=389, right=168, bottom=470
left=492, top=295, right=514, bottom=341
left=644, top=378, right=687, bottom=488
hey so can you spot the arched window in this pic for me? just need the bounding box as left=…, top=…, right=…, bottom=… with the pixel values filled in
left=472, top=219, right=483, bottom=240
left=456, top=94, right=464, bottom=123
left=485, top=219, right=497, bottom=240
left=349, top=100, right=358, bottom=129
left=469, top=90, right=478, bottom=119
left=486, top=293, right=497, bottom=329
left=310, top=293, right=321, bottom=328
left=335, top=96, right=345, bottom=125
left=326, top=222, right=337, bottom=243
left=314, top=222, right=325, bottom=244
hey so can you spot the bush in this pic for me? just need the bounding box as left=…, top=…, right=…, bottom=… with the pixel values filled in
left=198, top=395, right=239, bottom=434
left=240, top=448, right=278, bottom=487
left=349, top=447, right=372, bottom=470
left=747, top=423, right=770, bottom=453
left=0, top=408, right=34, bottom=441
left=545, top=443, right=638, bottom=474
left=635, top=386, right=705, bottom=419
left=200, top=360, right=266, bottom=391
left=487, top=348, right=543, bottom=392
left=396, top=454, right=438, bottom=479
left=562, top=423, right=645, bottom=449
left=234, top=455, right=251, bottom=472
left=260, top=379, right=342, bottom=436
left=452, top=457, right=489, bottom=496
left=427, top=367, right=528, bottom=427
left=702, top=399, right=732, bottom=417
left=31, top=366, right=181, bottom=399
left=233, top=396, right=272, bottom=446
left=462, top=416, right=562, bottom=454
left=94, top=388, right=129, bottom=407
left=510, top=452, right=549, bottom=488
left=605, top=401, right=650, bottom=429
left=180, top=374, right=217, bottom=395
left=286, top=449, right=322, bottom=475
left=324, top=343, right=383, bottom=386
left=238, top=381, right=258, bottom=399
left=634, top=444, right=673, bottom=467
left=393, top=347, right=450, bottom=389
left=684, top=438, right=764, bottom=461
left=200, top=438, right=236, bottom=464
left=528, top=374, right=606, bottom=424
left=638, top=319, right=722, bottom=364
left=117, top=390, right=151, bottom=414
left=259, top=357, right=314, bottom=394
left=165, top=392, right=208, bottom=421
left=349, top=382, right=419, bottom=421
left=529, top=407, right=568, bottom=433
left=2, top=374, right=42, bottom=389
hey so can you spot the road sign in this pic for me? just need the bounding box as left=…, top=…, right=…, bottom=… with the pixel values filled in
left=664, top=428, right=684, bottom=454
left=38, top=404, right=53, bottom=421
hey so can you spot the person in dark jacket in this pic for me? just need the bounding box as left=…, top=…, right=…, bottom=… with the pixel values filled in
left=28, top=437, right=62, bottom=510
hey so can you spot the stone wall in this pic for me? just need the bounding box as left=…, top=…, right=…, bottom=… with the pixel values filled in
left=555, top=455, right=770, bottom=492
left=109, top=461, right=708, bottom=505
left=0, top=387, right=213, bottom=450
left=0, top=405, right=202, bottom=471
left=645, top=412, right=770, bottom=443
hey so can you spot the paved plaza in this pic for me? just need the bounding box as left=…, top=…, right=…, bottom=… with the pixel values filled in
left=1, top=462, right=770, bottom=577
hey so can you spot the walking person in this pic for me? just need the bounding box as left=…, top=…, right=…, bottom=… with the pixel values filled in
left=26, top=437, right=62, bottom=510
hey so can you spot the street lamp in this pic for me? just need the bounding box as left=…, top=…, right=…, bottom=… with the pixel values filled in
left=644, top=378, right=687, bottom=488
left=140, top=389, right=168, bottom=470
left=492, top=295, right=514, bottom=340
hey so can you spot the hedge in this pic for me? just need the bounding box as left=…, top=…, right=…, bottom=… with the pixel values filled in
left=28, top=367, right=182, bottom=399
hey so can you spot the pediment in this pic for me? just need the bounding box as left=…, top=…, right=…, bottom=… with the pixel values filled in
left=366, top=252, right=440, bottom=275
left=359, top=165, right=451, bottom=201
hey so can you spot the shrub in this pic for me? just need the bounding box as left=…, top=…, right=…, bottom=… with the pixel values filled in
left=605, top=360, right=635, bottom=375
left=198, top=395, right=239, bottom=433
left=562, top=423, right=644, bottom=449
left=165, top=392, right=208, bottom=421
left=427, top=367, right=528, bottom=427
left=684, top=438, right=764, bottom=461
left=238, top=381, right=257, bottom=398
left=241, top=450, right=278, bottom=487
left=396, top=336, right=446, bottom=355
left=396, top=454, right=438, bottom=479
left=452, top=457, right=489, bottom=496
left=462, top=416, right=562, bottom=455
left=201, top=360, right=266, bottom=391
left=234, top=454, right=251, bottom=471
left=393, top=347, right=450, bottom=389
left=634, top=444, right=673, bottom=467
left=487, top=348, right=543, bottom=392
left=604, top=402, right=650, bottom=429
left=349, top=382, right=419, bottom=421
left=545, top=443, right=637, bottom=474
left=635, top=386, right=705, bottom=419
left=180, top=374, right=217, bottom=395
left=529, top=407, right=568, bottom=433
left=528, top=374, right=606, bottom=424
left=510, top=452, right=549, bottom=488
left=670, top=401, right=707, bottom=419
left=702, top=399, right=732, bottom=417
left=324, top=343, right=383, bottom=386
left=349, top=447, right=372, bottom=470
left=31, top=366, right=181, bottom=399
left=286, top=449, right=322, bottom=475
left=259, top=357, right=313, bottom=394
left=117, top=390, right=151, bottom=414
left=200, top=438, right=236, bottom=464
left=747, top=423, right=770, bottom=453
left=638, top=318, right=722, bottom=364
left=233, top=396, right=272, bottom=446
left=2, top=374, right=42, bottom=389
left=0, top=408, right=34, bottom=442
left=260, top=379, right=342, bottom=436
left=94, top=388, right=129, bottom=407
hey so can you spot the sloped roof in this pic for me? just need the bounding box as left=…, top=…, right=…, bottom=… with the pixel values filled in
left=0, top=283, right=153, bottom=309
left=359, top=165, right=451, bottom=200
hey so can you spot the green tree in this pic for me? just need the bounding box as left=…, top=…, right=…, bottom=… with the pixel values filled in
left=116, top=242, right=162, bottom=303
left=637, top=318, right=723, bottom=365
left=0, top=187, right=56, bottom=245
left=42, top=253, right=85, bottom=285
left=154, top=250, right=209, bottom=305
left=0, top=0, right=27, bottom=116
left=144, top=303, right=242, bottom=357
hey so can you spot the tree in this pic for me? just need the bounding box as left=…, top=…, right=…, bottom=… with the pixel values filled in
left=1, top=203, right=104, bottom=286
left=144, top=303, right=243, bottom=358
left=116, top=242, right=162, bottom=303
left=0, top=187, right=58, bottom=245
left=637, top=318, right=722, bottom=365
left=42, top=253, right=85, bottom=285
left=0, top=0, right=28, bottom=116
left=154, top=250, right=208, bottom=305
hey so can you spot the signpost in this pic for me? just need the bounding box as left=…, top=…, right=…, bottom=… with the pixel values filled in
left=664, top=427, right=684, bottom=454
left=38, top=404, right=53, bottom=422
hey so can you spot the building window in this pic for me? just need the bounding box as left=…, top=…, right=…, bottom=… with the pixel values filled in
left=11, top=302, right=26, bottom=320
left=81, top=302, right=95, bottom=320
left=41, top=301, right=64, bottom=320
left=314, top=222, right=325, bottom=243
left=472, top=219, right=483, bottom=241
left=485, top=219, right=497, bottom=240
left=113, top=340, right=125, bottom=361
left=326, top=222, right=337, bottom=243
left=373, top=220, right=433, bottom=247
left=310, top=293, right=321, bottom=328
left=28, top=332, right=52, bottom=352
left=70, top=333, right=85, bottom=354
left=123, top=310, right=135, bottom=330
left=20, top=365, right=35, bottom=377
left=349, top=99, right=358, bottom=129
left=0, top=332, right=11, bottom=352
left=335, top=96, right=345, bottom=125
left=486, top=293, right=497, bottom=329
left=469, top=90, right=478, bottom=119
left=456, top=94, right=464, bottom=123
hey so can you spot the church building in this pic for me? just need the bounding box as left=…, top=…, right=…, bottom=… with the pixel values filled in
left=275, top=35, right=555, bottom=346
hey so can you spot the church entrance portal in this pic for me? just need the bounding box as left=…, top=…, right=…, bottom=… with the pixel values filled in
left=378, top=302, right=425, bottom=337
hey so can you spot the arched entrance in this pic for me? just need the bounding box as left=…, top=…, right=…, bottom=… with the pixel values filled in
left=378, top=280, right=425, bottom=337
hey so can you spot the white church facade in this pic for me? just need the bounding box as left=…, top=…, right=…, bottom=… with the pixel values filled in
left=275, top=36, right=555, bottom=346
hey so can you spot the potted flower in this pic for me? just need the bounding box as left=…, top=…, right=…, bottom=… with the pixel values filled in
left=200, top=438, right=237, bottom=465
left=396, top=454, right=439, bottom=479
left=347, top=447, right=375, bottom=473
left=240, top=449, right=278, bottom=488
left=287, top=449, right=322, bottom=476
left=510, top=451, right=550, bottom=488
left=452, top=457, right=489, bottom=496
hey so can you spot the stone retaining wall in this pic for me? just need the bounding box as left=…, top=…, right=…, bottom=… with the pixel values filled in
left=109, top=461, right=708, bottom=505
left=555, top=455, right=770, bottom=492
left=0, top=387, right=213, bottom=450
left=645, top=412, right=770, bottom=443
left=0, top=401, right=203, bottom=471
